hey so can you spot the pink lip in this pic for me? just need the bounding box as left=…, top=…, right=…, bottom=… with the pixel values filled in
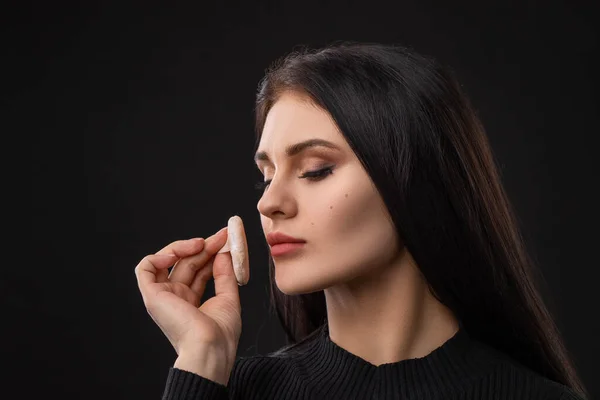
left=270, top=242, right=305, bottom=256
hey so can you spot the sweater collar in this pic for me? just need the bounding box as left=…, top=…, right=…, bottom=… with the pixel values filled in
left=297, top=322, right=498, bottom=396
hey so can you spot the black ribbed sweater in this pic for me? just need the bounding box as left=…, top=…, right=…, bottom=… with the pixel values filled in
left=162, top=325, right=584, bottom=399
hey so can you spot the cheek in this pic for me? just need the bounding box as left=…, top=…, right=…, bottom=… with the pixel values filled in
left=310, top=179, right=398, bottom=277
left=269, top=173, right=399, bottom=292
left=307, top=171, right=379, bottom=234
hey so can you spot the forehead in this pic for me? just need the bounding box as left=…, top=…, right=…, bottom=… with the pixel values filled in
left=258, top=93, right=342, bottom=151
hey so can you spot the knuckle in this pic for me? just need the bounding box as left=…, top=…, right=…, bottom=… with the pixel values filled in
left=135, top=255, right=150, bottom=270
left=134, top=263, right=145, bottom=276
left=138, top=254, right=157, bottom=267
left=170, top=239, right=186, bottom=248
left=187, top=260, right=200, bottom=271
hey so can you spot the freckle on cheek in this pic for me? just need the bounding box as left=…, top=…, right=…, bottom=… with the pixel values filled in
left=329, top=205, right=333, bottom=209
left=345, top=193, right=348, bottom=198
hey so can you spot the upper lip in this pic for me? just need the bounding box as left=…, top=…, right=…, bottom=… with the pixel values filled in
left=266, top=232, right=306, bottom=246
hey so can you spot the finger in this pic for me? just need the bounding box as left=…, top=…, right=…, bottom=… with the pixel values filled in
left=134, top=253, right=178, bottom=300
left=190, top=255, right=215, bottom=296
left=212, top=251, right=240, bottom=304
left=211, top=215, right=245, bottom=301
left=156, top=238, right=206, bottom=259
left=156, top=266, right=169, bottom=283
left=168, top=227, right=228, bottom=286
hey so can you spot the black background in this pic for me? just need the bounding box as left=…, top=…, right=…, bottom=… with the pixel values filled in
left=16, top=1, right=599, bottom=398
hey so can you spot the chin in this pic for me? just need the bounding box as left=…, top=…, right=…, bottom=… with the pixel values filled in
left=274, top=270, right=335, bottom=295
left=275, top=277, right=315, bottom=295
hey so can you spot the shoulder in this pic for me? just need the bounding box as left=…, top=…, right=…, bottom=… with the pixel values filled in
left=468, top=341, right=587, bottom=399
left=492, top=354, right=586, bottom=399
left=530, top=376, right=587, bottom=400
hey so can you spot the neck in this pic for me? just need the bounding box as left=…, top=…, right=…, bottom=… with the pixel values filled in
left=323, top=247, right=460, bottom=366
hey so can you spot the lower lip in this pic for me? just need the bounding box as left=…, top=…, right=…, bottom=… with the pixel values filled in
left=270, top=242, right=305, bottom=256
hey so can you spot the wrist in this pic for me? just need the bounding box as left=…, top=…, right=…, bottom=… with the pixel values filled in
left=174, top=346, right=232, bottom=386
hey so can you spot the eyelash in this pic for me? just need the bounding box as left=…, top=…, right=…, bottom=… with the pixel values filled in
left=254, top=166, right=334, bottom=191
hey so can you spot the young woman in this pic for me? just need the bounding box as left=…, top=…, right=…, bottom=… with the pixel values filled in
left=135, top=42, right=588, bottom=399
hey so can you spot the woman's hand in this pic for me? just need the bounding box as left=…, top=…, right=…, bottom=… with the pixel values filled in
left=134, top=226, right=242, bottom=381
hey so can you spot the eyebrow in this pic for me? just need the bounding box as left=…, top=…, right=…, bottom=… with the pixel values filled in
left=254, top=138, right=341, bottom=164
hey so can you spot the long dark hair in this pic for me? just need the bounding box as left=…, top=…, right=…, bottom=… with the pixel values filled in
left=253, top=41, right=587, bottom=397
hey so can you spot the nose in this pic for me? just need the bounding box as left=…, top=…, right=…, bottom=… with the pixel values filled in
left=256, top=175, right=295, bottom=219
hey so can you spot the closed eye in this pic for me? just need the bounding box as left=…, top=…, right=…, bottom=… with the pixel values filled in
left=254, top=166, right=334, bottom=191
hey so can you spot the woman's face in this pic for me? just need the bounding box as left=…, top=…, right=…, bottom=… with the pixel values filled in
left=255, top=92, right=401, bottom=295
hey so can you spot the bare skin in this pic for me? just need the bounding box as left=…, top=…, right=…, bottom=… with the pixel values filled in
left=136, top=91, right=460, bottom=388
left=255, top=91, right=459, bottom=366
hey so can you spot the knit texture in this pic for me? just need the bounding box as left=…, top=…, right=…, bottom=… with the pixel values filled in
left=162, top=325, right=584, bottom=399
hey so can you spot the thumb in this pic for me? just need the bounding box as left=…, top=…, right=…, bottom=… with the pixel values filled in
left=212, top=252, right=240, bottom=303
